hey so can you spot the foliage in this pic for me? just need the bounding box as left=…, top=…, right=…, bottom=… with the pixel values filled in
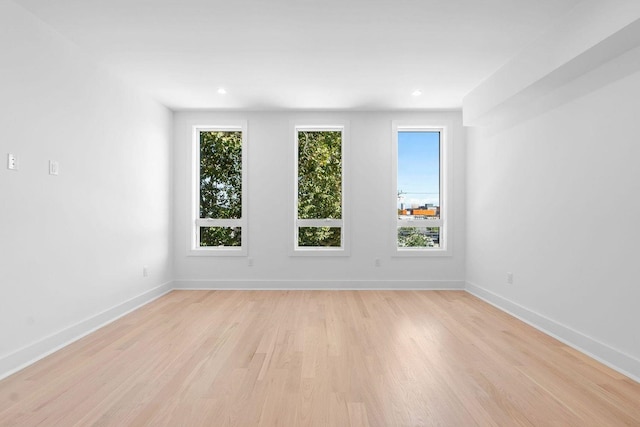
left=297, top=131, right=342, bottom=247
left=198, top=130, right=344, bottom=248
left=298, top=227, right=341, bottom=247
left=298, top=131, right=342, bottom=219
left=200, top=227, right=241, bottom=247
left=199, top=131, right=242, bottom=246
left=398, top=227, right=436, bottom=248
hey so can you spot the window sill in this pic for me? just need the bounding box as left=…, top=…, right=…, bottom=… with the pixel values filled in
left=392, top=248, right=452, bottom=257
left=188, top=247, right=247, bottom=257
left=290, top=247, right=350, bottom=257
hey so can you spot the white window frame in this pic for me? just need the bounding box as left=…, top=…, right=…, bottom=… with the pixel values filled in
left=190, top=122, right=248, bottom=256
left=292, top=123, right=350, bottom=256
left=391, top=121, right=451, bottom=257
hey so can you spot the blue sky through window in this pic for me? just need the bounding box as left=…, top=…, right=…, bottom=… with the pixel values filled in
left=397, top=131, right=440, bottom=209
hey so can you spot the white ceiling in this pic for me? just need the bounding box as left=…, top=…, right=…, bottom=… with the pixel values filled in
left=14, top=0, right=583, bottom=110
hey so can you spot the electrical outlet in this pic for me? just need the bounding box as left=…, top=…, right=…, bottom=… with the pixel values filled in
left=248, top=258, right=254, bottom=267
left=143, top=266, right=149, bottom=277
left=374, top=258, right=381, bottom=267
left=507, top=272, right=513, bottom=285
left=49, top=160, right=59, bottom=175
left=7, top=153, right=18, bottom=170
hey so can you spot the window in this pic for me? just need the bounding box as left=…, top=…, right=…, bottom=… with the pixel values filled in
left=293, top=125, right=348, bottom=254
left=392, top=123, right=449, bottom=255
left=191, top=123, right=247, bottom=255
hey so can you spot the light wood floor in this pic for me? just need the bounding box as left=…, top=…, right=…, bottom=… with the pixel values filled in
left=1, top=291, right=639, bottom=426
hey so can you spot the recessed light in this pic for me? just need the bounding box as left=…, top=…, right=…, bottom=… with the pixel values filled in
left=217, top=87, right=227, bottom=95
left=412, top=90, right=422, bottom=97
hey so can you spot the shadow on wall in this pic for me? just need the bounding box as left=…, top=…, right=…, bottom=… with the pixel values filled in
left=481, top=43, right=640, bottom=136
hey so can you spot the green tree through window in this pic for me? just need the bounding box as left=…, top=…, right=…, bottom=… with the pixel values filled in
left=397, top=227, right=436, bottom=248
left=297, top=130, right=342, bottom=247
left=199, top=131, right=242, bottom=246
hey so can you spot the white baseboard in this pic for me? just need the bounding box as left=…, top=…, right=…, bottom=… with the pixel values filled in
left=173, top=279, right=466, bottom=290
left=0, top=281, right=173, bottom=381
left=465, top=281, right=640, bottom=383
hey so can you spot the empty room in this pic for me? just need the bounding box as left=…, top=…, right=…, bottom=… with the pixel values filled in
left=1, top=0, right=640, bottom=425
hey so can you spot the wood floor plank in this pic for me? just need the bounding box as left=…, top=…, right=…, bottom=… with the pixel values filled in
left=0, top=290, right=639, bottom=426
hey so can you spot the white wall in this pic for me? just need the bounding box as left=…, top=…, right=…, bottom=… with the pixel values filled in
left=173, top=111, right=465, bottom=288
left=465, top=47, right=640, bottom=379
left=0, top=1, right=173, bottom=378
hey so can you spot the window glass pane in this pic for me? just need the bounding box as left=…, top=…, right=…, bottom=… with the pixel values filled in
left=298, top=227, right=341, bottom=247
left=200, top=131, right=242, bottom=220
left=397, top=131, right=440, bottom=221
left=298, top=131, right=342, bottom=220
left=199, top=227, right=242, bottom=247
left=397, top=227, right=440, bottom=248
